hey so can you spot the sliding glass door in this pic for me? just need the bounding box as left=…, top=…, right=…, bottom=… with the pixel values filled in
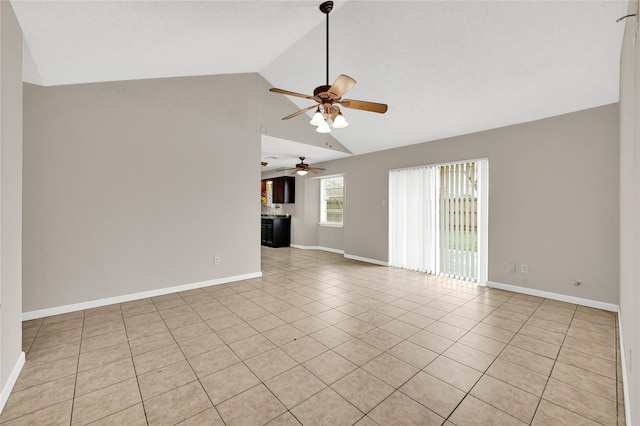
left=389, top=159, right=487, bottom=283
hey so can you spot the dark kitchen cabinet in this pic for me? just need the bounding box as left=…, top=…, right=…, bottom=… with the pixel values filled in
left=261, top=217, right=291, bottom=248
left=271, top=176, right=295, bottom=204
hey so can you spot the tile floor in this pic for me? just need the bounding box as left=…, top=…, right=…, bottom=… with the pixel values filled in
left=1, top=247, right=625, bottom=425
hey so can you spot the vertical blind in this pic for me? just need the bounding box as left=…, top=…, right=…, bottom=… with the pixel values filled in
left=389, top=161, right=479, bottom=281
left=439, top=162, right=478, bottom=281
left=389, top=166, right=439, bottom=273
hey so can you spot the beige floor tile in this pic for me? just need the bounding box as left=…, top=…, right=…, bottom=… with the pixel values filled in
left=124, top=311, right=163, bottom=328
left=334, top=338, right=383, bottom=366
left=90, top=403, right=148, bottom=426
left=245, top=347, right=298, bottom=381
left=137, top=359, right=197, bottom=400
left=443, top=342, right=496, bottom=372
left=499, top=345, right=555, bottom=376
left=276, top=307, right=312, bottom=323
left=265, top=365, right=326, bottom=409
left=0, top=376, right=75, bottom=423
left=236, top=306, right=271, bottom=322
left=355, top=311, right=393, bottom=327
left=228, top=333, right=277, bottom=360
left=144, top=381, right=212, bottom=426
left=363, top=353, right=419, bottom=388
left=518, top=323, right=565, bottom=345
left=30, top=328, right=82, bottom=353
left=449, top=395, right=527, bottom=425
left=542, top=378, right=617, bottom=425
left=331, top=368, right=394, bottom=413
left=291, top=387, right=363, bottom=426
left=76, top=357, right=136, bottom=396
left=334, top=317, right=375, bottom=336
left=178, top=332, right=226, bottom=358
left=359, top=328, right=403, bottom=351
left=470, top=322, right=515, bottom=343
left=13, top=356, right=77, bottom=392
left=567, top=325, right=615, bottom=347
left=216, top=322, right=259, bottom=344
left=457, top=332, right=507, bottom=356
left=510, top=334, right=560, bottom=359
left=267, top=411, right=303, bottom=425
left=177, top=407, right=225, bottom=425
left=205, top=313, right=244, bottom=331
left=170, top=321, right=212, bottom=342
left=375, top=303, right=408, bottom=318
left=126, top=319, right=169, bottom=341
left=571, top=317, right=616, bottom=335
left=424, top=356, right=482, bottom=392
left=562, top=335, right=616, bottom=361
left=282, top=336, right=328, bottom=363
left=481, top=314, right=524, bottom=332
left=400, top=371, right=465, bottom=418
left=129, top=331, right=175, bottom=356
left=247, top=314, right=286, bottom=332
left=378, top=319, right=420, bottom=339
left=408, top=330, right=455, bottom=354
left=426, top=320, right=469, bottom=340
left=470, top=375, right=540, bottom=423
left=133, top=343, right=184, bottom=375
left=216, top=383, right=286, bottom=426
left=369, top=391, right=443, bottom=426
left=71, top=377, right=141, bottom=425
left=525, top=316, right=570, bottom=334
left=122, top=302, right=158, bottom=318
left=557, top=346, right=616, bottom=379
left=80, top=329, right=128, bottom=353
left=532, top=399, right=601, bottom=425
left=25, top=341, right=80, bottom=368
left=551, top=361, right=617, bottom=401
left=200, top=362, right=261, bottom=404
left=38, top=318, right=83, bottom=337
left=82, top=318, right=125, bottom=339
left=0, top=399, right=72, bottom=426
left=303, top=350, right=357, bottom=385
left=263, top=324, right=306, bottom=346
left=188, top=345, right=240, bottom=378
left=387, top=340, right=438, bottom=369
left=397, top=311, right=435, bottom=328
left=309, top=326, right=353, bottom=348
left=291, top=316, right=330, bottom=334
left=486, top=358, right=548, bottom=396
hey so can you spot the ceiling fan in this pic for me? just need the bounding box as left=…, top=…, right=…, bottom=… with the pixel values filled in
left=291, top=157, right=325, bottom=176
left=269, top=1, right=388, bottom=133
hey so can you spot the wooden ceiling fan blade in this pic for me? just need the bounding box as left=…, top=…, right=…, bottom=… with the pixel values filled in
left=270, top=88, right=317, bottom=101
left=309, top=167, right=326, bottom=172
left=328, top=74, right=356, bottom=99
left=340, top=99, right=388, bottom=114
left=281, top=104, right=320, bottom=120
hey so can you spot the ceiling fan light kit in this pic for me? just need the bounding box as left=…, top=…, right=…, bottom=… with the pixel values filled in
left=292, top=157, right=326, bottom=176
left=269, top=1, right=387, bottom=133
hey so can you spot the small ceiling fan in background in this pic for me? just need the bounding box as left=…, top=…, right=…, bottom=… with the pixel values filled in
left=291, top=157, right=325, bottom=176
left=269, top=1, right=388, bottom=134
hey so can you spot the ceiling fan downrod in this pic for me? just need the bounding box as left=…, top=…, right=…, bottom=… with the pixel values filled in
left=320, top=1, right=333, bottom=86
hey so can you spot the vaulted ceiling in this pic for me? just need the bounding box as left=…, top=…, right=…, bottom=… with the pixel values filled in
left=12, top=0, right=628, bottom=161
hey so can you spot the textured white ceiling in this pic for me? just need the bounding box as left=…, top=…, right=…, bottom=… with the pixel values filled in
left=11, top=0, right=628, bottom=157
left=261, top=135, right=351, bottom=172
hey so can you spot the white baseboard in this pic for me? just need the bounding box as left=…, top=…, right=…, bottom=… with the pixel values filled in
left=486, top=281, right=618, bottom=312
left=289, top=245, right=388, bottom=267
left=618, top=306, right=632, bottom=426
left=22, top=272, right=262, bottom=321
left=290, top=244, right=344, bottom=254
left=0, top=351, right=25, bottom=414
left=344, top=254, right=389, bottom=266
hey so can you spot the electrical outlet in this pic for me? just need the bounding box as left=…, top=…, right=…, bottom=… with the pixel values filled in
left=214, top=257, right=220, bottom=265
left=521, top=264, right=528, bottom=273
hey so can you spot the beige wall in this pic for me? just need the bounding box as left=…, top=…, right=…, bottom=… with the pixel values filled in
left=23, top=74, right=274, bottom=313
left=290, top=104, right=619, bottom=305
left=619, top=1, right=639, bottom=422
left=0, top=0, right=24, bottom=401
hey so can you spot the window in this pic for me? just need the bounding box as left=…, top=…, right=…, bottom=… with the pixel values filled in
left=320, top=176, right=344, bottom=226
